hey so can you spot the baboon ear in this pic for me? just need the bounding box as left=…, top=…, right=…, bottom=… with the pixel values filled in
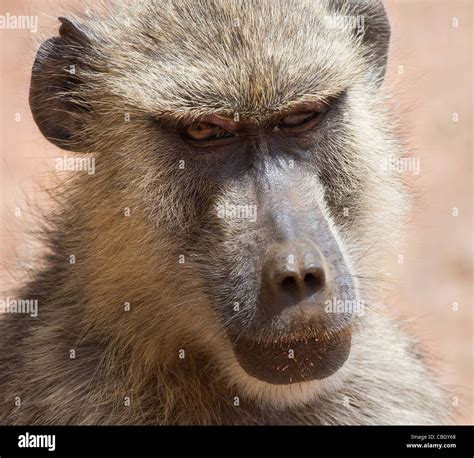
left=29, top=17, right=93, bottom=151
left=328, top=0, right=391, bottom=85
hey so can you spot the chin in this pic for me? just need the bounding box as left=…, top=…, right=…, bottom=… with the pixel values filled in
left=221, top=349, right=352, bottom=409
left=216, top=325, right=354, bottom=409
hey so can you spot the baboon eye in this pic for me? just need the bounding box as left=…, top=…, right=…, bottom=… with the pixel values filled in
left=279, top=103, right=329, bottom=133
left=184, top=122, right=236, bottom=146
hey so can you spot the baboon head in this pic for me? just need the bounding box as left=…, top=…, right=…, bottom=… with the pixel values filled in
left=30, top=0, right=404, bottom=407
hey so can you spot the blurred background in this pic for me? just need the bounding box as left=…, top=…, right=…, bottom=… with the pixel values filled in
left=0, top=0, right=472, bottom=423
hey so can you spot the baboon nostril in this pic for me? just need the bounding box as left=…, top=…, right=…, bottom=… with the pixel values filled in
left=281, top=275, right=298, bottom=291
left=279, top=269, right=325, bottom=293
left=262, top=241, right=330, bottom=317
left=304, top=270, right=324, bottom=289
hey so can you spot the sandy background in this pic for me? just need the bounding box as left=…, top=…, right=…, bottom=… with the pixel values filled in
left=0, top=1, right=472, bottom=423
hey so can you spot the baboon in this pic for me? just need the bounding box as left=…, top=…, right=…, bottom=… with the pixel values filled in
left=0, top=0, right=450, bottom=425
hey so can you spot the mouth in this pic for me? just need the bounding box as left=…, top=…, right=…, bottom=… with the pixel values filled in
left=230, top=325, right=352, bottom=385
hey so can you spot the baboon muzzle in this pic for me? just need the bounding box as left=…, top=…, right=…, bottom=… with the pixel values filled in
left=228, top=169, right=358, bottom=385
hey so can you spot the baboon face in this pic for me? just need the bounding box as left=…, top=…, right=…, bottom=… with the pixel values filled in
left=30, top=1, right=398, bottom=403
